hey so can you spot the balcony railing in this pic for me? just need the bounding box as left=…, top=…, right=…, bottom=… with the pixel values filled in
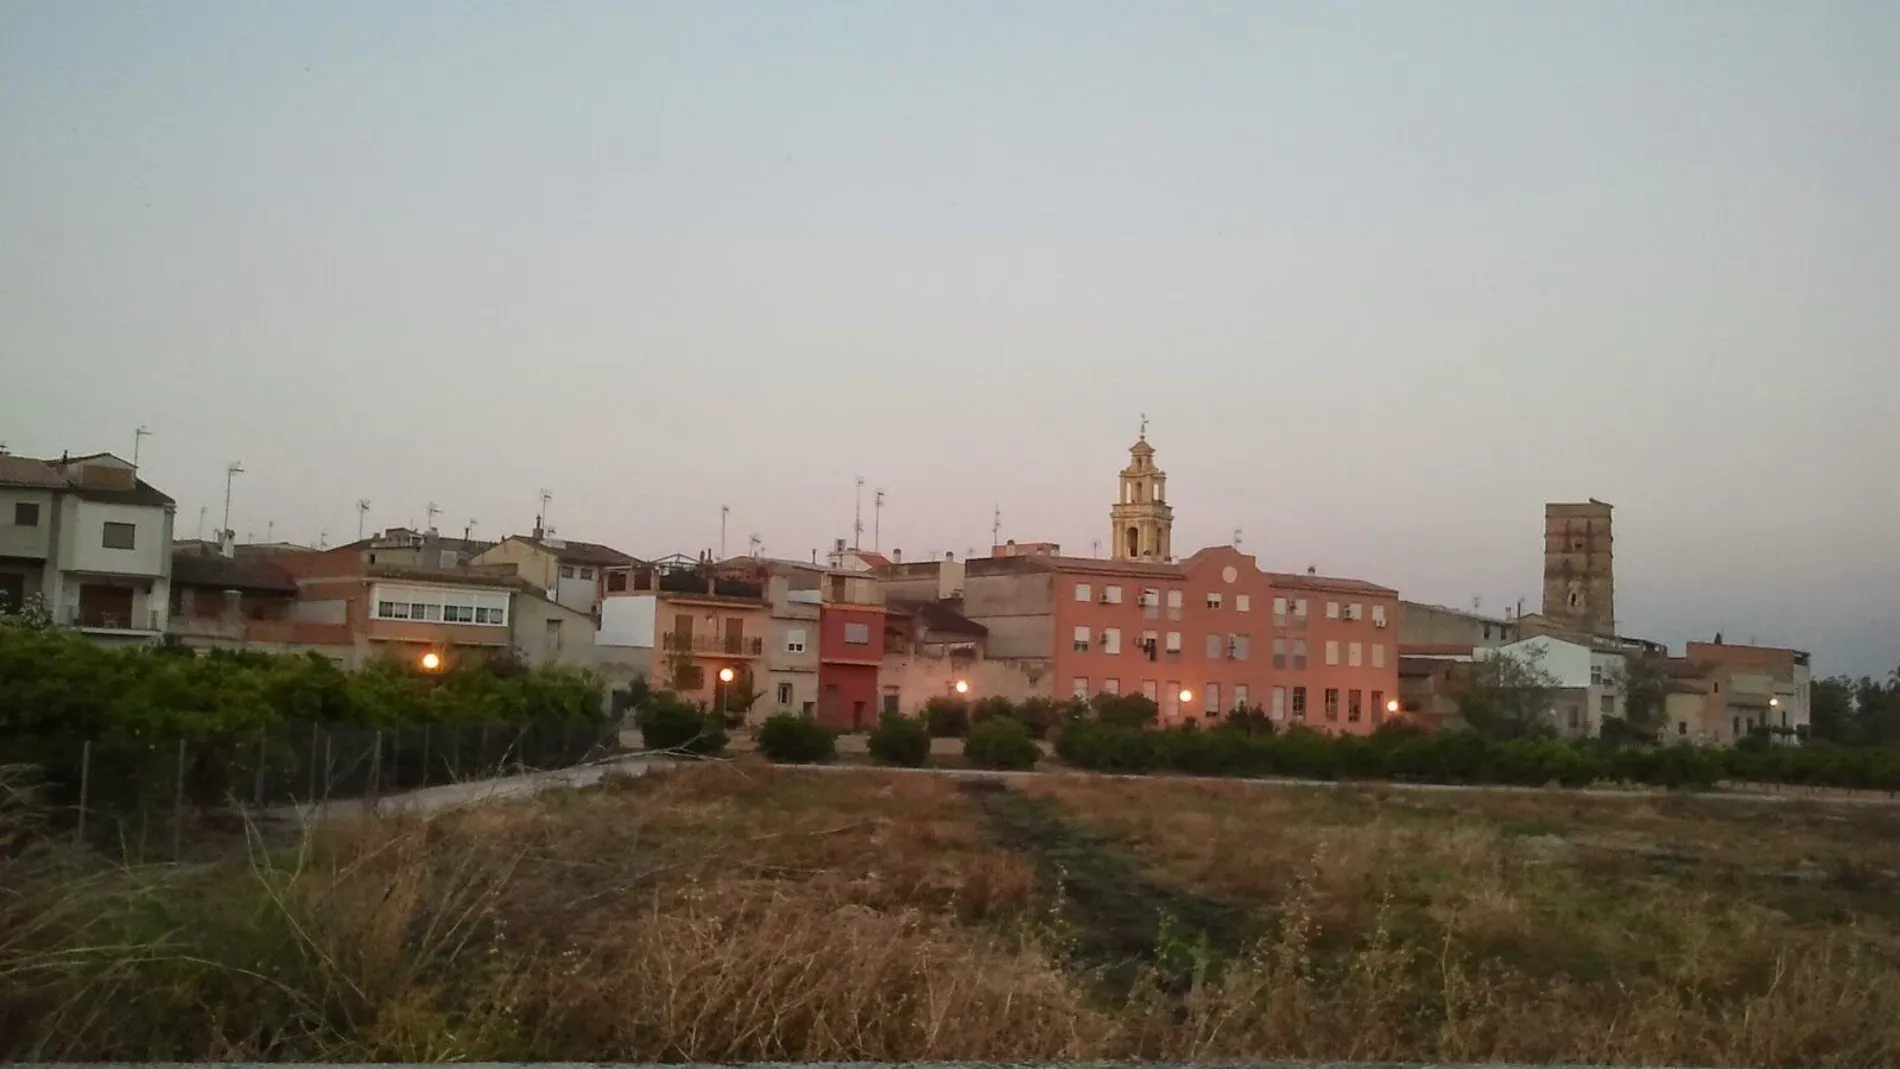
left=61, top=605, right=160, bottom=632
left=661, top=631, right=764, bottom=656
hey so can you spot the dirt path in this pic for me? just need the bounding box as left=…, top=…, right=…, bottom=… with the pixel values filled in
left=961, top=779, right=1253, bottom=993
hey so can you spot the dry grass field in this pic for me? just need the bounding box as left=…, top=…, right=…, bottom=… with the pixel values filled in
left=5, top=759, right=1899, bottom=1065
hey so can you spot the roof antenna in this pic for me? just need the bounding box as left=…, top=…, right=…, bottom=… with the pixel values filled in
left=133, top=425, right=152, bottom=467
left=991, top=504, right=1001, bottom=548
left=1233, top=526, right=1242, bottom=548
left=720, top=504, right=729, bottom=559
left=853, top=477, right=865, bottom=550
left=465, top=518, right=478, bottom=542
left=873, top=488, right=885, bottom=552
left=425, top=502, right=440, bottom=531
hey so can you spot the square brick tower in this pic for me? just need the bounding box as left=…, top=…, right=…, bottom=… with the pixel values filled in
left=1542, top=500, right=1614, bottom=637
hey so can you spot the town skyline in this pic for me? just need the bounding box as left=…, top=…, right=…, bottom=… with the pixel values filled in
left=4, top=1, right=1895, bottom=677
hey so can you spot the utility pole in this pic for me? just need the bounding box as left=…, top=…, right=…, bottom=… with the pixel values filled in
left=356, top=499, right=370, bottom=540
left=853, top=477, right=865, bottom=550
left=873, top=489, right=885, bottom=552
left=133, top=426, right=152, bottom=466
left=222, top=462, right=244, bottom=538
left=196, top=506, right=207, bottom=541
left=537, top=489, right=552, bottom=535
left=720, top=505, right=729, bottom=559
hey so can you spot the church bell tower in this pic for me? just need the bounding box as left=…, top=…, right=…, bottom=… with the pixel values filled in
left=1109, top=419, right=1173, bottom=562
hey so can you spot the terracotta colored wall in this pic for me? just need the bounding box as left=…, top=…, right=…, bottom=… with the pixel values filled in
left=1266, top=580, right=1401, bottom=736
left=1050, top=547, right=1277, bottom=721
left=819, top=604, right=883, bottom=729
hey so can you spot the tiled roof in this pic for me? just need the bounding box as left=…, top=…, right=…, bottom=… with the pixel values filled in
left=366, top=564, right=530, bottom=590
left=887, top=598, right=989, bottom=637
left=511, top=534, right=636, bottom=567
left=1398, top=643, right=1478, bottom=658
left=68, top=478, right=176, bottom=509
left=170, top=551, right=299, bottom=594
left=1267, top=571, right=1397, bottom=596
left=0, top=455, right=68, bottom=489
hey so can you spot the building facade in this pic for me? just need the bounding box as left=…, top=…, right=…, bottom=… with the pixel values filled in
left=818, top=572, right=885, bottom=730
left=599, top=557, right=770, bottom=713
left=472, top=530, right=635, bottom=618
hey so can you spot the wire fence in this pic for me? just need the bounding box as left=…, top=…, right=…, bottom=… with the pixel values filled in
left=2, top=718, right=622, bottom=861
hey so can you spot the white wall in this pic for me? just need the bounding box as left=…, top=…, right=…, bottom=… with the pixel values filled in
left=599, top=595, right=656, bottom=648
left=1478, top=635, right=1593, bottom=688
left=57, top=499, right=168, bottom=577
left=554, top=574, right=597, bottom=614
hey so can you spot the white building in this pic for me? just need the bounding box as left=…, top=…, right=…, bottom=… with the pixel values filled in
left=0, top=451, right=175, bottom=643
left=1473, top=635, right=1628, bottom=738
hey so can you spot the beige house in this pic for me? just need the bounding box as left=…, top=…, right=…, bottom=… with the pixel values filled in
left=712, top=556, right=827, bottom=721
left=0, top=451, right=176, bottom=643
left=1663, top=640, right=1811, bottom=745
left=473, top=528, right=635, bottom=618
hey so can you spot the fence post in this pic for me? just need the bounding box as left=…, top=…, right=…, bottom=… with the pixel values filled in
left=369, top=730, right=383, bottom=811
left=252, top=731, right=268, bottom=808
left=75, top=739, right=91, bottom=847
left=306, top=722, right=320, bottom=804
left=171, top=738, right=187, bottom=862
left=321, top=729, right=334, bottom=813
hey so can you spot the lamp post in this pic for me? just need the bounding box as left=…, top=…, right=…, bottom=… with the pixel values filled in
left=1179, top=688, right=1192, bottom=720
left=953, top=679, right=969, bottom=696
left=719, top=666, right=735, bottom=726
left=420, top=651, right=442, bottom=672
left=1770, top=696, right=1782, bottom=736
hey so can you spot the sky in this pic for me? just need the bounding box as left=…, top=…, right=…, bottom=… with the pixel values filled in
left=2, top=0, right=1897, bottom=677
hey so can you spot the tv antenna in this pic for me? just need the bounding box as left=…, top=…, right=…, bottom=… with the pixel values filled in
left=853, top=476, right=865, bottom=550
left=221, top=462, right=244, bottom=537
left=873, top=488, right=885, bottom=551
left=425, top=502, right=440, bottom=530
left=991, top=505, right=1001, bottom=548
left=133, top=425, right=153, bottom=466
left=356, top=498, right=370, bottom=539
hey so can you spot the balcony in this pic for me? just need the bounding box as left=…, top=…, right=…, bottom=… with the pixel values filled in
left=661, top=631, right=764, bottom=657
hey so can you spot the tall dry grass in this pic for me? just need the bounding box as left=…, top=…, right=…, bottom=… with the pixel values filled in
left=5, top=760, right=1900, bottom=1065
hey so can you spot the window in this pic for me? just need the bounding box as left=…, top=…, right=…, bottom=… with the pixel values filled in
left=883, top=689, right=900, bottom=715
left=1105, top=584, right=1124, bottom=604
left=1372, top=643, right=1385, bottom=669
left=786, top=629, right=807, bottom=653
left=1102, top=627, right=1122, bottom=654
left=1590, top=664, right=1604, bottom=685
left=1293, top=598, right=1309, bottom=622
left=1292, top=686, right=1308, bottom=719
left=1142, top=679, right=1157, bottom=700
left=377, top=600, right=409, bottom=619
left=1073, top=677, right=1090, bottom=699
left=1370, top=689, right=1384, bottom=723
left=1166, top=590, right=1183, bottom=608
left=1271, top=686, right=1286, bottom=719
left=1140, top=630, right=1158, bottom=658
left=1235, top=594, right=1250, bottom=612
left=1571, top=706, right=1582, bottom=729
left=1165, top=681, right=1181, bottom=717
left=1348, top=642, right=1362, bottom=667
left=579, top=567, right=594, bottom=580
left=1325, top=640, right=1340, bottom=666
left=1324, top=688, right=1340, bottom=720
left=1206, top=592, right=1222, bottom=609
left=1348, top=689, right=1363, bottom=722
left=417, top=603, right=444, bottom=622
left=1600, top=694, right=1614, bottom=714
left=560, top=565, right=576, bottom=579
left=1204, top=683, right=1219, bottom=715
left=1272, top=596, right=1288, bottom=621
left=1234, top=683, right=1249, bottom=709
left=678, top=665, right=705, bottom=690
left=1165, top=631, right=1181, bottom=652
left=1371, top=604, right=1387, bottom=627
left=1346, top=602, right=1363, bottom=621
left=1075, top=582, right=1092, bottom=602
left=1231, top=634, right=1251, bottom=660
left=1272, top=638, right=1287, bottom=668
left=12, top=502, right=38, bottom=527
left=844, top=622, right=870, bottom=644
left=1292, top=639, right=1308, bottom=669
left=1073, top=625, right=1091, bottom=652
left=607, top=571, right=627, bottom=592
left=802, top=700, right=815, bottom=716
left=1205, top=632, right=1223, bottom=658
left=1677, top=721, right=1687, bottom=736
left=1140, top=587, right=1160, bottom=607
left=1103, top=678, right=1120, bottom=696
left=778, top=682, right=794, bottom=705
left=1326, top=601, right=1340, bottom=619
left=102, top=522, right=135, bottom=550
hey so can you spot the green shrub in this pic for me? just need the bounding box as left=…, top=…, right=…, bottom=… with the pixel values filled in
left=866, top=713, right=931, bottom=767
left=755, top=713, right=835, bottom=764
left=634, top=696, right=727, bottom=756
left=963, top=717, right=1039, bottom=770
left=1014, top=697, right=1065, bottom=740
left=1089, top=692, right=1159, bottom=729
left=922, top=697, right=970, bottom=738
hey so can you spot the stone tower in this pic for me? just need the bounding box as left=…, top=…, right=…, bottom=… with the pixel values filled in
left=1542, top=500, right=1615, bottom=637
left=1110, top=429, right=1173, bottom=562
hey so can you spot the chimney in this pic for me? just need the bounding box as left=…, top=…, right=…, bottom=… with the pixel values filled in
left=1306, top=564, right=1317, bottom=576
left=220, top=528, right=237, bottom=559
left=891, top=548, right=902, bottom=564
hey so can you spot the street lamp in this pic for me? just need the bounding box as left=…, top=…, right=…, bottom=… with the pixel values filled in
left=718, top=666, right=735, bottom=725
left=953, top=679, right=969, bottom=695
left=420, top=651, right=442, bottom=672
left=1770, top=696, right=1782, bottom=732
left=1386, top=698, right=1400, bottom=715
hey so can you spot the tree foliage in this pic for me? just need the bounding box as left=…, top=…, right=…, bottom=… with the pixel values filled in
left=1455, top=647, right=1561, bottom=740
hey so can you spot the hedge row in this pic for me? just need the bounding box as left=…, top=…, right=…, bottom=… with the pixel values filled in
left=0, top=624, right=606, bottom=742
left=1054, top=722, right=1900, bottom=793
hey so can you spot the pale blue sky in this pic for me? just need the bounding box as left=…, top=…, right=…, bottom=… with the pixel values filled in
left=2, top=1, right=1896, bottom=675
